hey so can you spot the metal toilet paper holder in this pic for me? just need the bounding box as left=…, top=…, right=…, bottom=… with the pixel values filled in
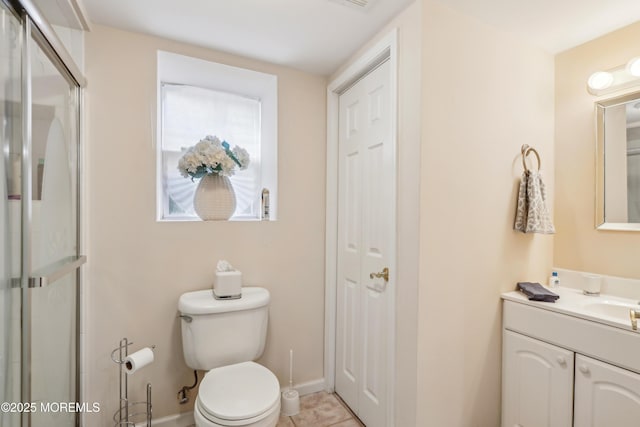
left=110, top=337, right=154, bottom=426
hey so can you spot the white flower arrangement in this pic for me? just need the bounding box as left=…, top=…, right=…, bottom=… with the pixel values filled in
left=178, top=135, right=250, bottom=179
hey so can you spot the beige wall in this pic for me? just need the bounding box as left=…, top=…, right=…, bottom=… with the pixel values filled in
left=417, top=1, right=555, bottom=425
left=330, top=2, right=422, bottom=426
left=555, top=21, right=640, bottom=279
left=84, top=25, right=327, bottom=423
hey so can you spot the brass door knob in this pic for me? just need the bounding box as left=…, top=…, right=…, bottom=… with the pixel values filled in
left=369, top=267, right=389, bottom=282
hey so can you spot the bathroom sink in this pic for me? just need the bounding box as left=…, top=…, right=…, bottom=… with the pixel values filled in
left=581, top=300, right=639, bottom=321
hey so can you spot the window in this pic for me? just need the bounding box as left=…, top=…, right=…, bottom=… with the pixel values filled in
left=157, top=51, right=277, bottom=221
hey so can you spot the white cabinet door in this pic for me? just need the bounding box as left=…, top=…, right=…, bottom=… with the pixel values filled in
left=574, top=354, right=640, bottom=427
left=502, top=330, right=574, bottom=427
left=335, top=59, right=393, bottom=427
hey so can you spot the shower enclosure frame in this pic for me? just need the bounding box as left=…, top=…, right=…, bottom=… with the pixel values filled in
left=2, top=0, right=86, bottom=425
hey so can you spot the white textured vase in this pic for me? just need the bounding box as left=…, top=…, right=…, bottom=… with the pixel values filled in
left=193, top=174, right=237, bottom=220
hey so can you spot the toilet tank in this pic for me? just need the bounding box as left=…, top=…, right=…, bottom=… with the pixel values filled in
left=178, top=287, right=270, bottom=371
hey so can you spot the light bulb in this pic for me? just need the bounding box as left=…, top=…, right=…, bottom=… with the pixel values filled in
left=626, top=57, right=640, bottom=77
left=587, top=71, right=614, bottom=90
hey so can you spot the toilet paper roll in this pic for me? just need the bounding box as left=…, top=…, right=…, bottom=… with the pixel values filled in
left=124, top=347, right=154, bottom=375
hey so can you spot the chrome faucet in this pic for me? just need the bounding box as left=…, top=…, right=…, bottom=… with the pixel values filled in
left=630, top=308, right=640, bottom=330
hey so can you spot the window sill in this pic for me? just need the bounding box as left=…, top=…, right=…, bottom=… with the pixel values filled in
left=157, top=215, right=273, bottom=223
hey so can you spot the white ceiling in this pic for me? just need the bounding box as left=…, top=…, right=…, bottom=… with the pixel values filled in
left=81, top=0, right=640, bottom=76
left=81, top=0, right=414, bottom=75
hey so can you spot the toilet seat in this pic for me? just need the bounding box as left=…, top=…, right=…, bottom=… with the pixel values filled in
left=196, top=361, right=280, bottom=426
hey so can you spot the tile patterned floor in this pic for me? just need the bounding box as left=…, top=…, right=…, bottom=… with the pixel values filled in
left=277, top=392, right=364, bottom=427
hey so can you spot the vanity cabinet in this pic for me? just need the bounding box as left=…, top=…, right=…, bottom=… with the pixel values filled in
left=502, top=330, right=574, bottom=427
left=502, top=298, right=640, bottom=427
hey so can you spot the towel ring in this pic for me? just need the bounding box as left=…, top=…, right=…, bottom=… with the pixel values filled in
left=521, top=144, right=541, bottom=172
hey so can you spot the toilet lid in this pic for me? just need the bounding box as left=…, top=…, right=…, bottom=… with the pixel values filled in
left=197, top=361, right=280, bottom=422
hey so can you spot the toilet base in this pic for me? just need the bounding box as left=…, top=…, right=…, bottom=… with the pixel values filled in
left=194, top=399, right=280, bottom=427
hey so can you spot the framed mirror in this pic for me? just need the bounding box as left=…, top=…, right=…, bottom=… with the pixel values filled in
left=596, top=90, right=640, bottom=230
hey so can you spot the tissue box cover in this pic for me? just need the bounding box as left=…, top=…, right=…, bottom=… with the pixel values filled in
left=214, top=271, right=242, bottom=297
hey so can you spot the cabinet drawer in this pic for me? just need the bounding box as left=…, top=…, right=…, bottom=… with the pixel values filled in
left=503, top=301, right=640, bottom=374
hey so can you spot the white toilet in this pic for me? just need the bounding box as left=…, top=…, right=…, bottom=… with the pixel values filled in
left=178, top=287, right=281, bottom=427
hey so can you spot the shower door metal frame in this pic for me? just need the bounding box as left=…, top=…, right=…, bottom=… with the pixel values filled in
left=1, top=0, right=86, bottom=426
left=6, top=0, right=86, bottom=87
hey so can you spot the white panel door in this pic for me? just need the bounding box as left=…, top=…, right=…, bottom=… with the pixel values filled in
left=336, top=59, right=393, bottom=427
left=574, top=354, right=640, bottom=427
left=502, top=330, right=574, bottom=427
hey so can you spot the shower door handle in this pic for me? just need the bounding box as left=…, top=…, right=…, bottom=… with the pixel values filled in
left=28, top=255, right=87, bottom=288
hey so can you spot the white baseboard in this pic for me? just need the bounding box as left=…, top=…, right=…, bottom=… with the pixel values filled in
left=288, top=378, right=325, bottom=396
left=143, top=377, right=325, bottom=427
left=135, top=411, right=194, bottom=427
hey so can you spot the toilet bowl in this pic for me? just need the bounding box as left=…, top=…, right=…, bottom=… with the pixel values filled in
left=193, top=362, right=280, bottom=427
left=178, top=288, right=279, bottom=427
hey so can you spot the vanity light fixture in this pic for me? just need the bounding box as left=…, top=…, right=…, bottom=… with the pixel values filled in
left=587, top=72, right=613, bottom=91
left=588, top=56, right=640, bottom=95
left=626, top=57, right=640, bottom=77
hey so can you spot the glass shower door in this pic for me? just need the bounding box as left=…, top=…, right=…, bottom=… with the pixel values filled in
left=1, top=3, right=22, bottom=427
left=26, top=20, right=80, bottom=427
left=0, top=3, right=84, bottom=426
